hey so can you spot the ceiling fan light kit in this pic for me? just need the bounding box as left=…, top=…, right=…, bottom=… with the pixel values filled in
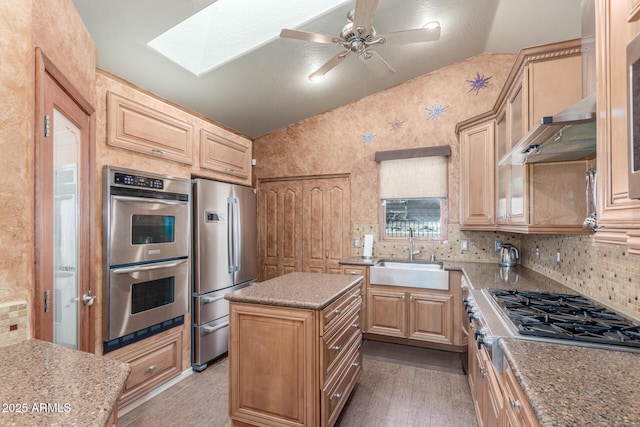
left=280, top=0, right=441, bottom=81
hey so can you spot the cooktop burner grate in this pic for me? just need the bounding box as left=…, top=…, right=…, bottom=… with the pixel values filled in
left=488, top=289, right=640, bottom=348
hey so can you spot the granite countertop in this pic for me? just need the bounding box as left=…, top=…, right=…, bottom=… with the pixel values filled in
left=443, top=261, right=576, bottom=293
left=339, top=256, right=378, bottom=266
left=225, top=272, right=363, bottom=310
left=501, top=338, right=640, bottom=427
left=0, top=339, right=131, bottom=427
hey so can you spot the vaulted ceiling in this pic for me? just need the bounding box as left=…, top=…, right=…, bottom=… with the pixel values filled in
left=72, top=0, right=581, bottom=138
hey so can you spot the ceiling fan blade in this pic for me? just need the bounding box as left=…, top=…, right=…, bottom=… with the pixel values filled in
left=378, top=26, right=442, bottom=45
left=280, top=28, right=338, bottom=44
left=360, top=50, right=395, bottom=78
left=352, top=0, right=379, bottom=35
left=309, top=51, right=351, bottom=80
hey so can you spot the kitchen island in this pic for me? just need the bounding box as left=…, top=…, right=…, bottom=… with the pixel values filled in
left=225, top=272, right=363, bottom=427
left=0, top=339, right=131, bottom=427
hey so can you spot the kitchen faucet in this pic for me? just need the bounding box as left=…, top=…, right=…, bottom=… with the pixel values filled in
left=409, top=228, right=421, bottom=260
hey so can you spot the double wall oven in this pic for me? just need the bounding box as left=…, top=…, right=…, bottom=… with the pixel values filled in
left=103, top=166, right=190, bottom=352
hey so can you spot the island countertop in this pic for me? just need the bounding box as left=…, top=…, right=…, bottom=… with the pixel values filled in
left=0, top=339, right=131, bottom=427
left=224, top=272, right=363, bottom=310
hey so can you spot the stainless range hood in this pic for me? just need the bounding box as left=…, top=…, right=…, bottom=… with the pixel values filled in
left=498, top=93, right=596, bottom=166
left=499, top=0, right=596, bottom=166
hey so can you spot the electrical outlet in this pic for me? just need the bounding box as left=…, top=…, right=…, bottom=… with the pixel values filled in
left=460, top=239, right=469, bottom=251
left=354, top=238, right=360, bottom=248
left=494, top=240, right=503, bottom=252
left=535, top=246, right=540, bottom=259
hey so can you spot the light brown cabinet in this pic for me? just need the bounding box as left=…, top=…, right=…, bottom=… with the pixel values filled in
left=594, top=0, right=640, bottom=253
left=303, top=177, right=351, bottom=274
left=503, top=359, right=538, bottom=427
left=106, top=328, right=183, bottom=409
left=460, top=118, right=496, bottom=229
left=228, top=282, right=362, bottom=427
left=199, top=127, right=252, bottom=180
left=257, top=176, right=351, bottom=281
left=107, top=91, right=195, bottom=164
left=457, top=39, right=590, bottom=234
left=366, top=286, right=454, bottom=346
left=257, top=180, right=303, bottom=281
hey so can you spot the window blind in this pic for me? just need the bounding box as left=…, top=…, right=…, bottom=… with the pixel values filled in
left=379, top=156, right=447, bottom=199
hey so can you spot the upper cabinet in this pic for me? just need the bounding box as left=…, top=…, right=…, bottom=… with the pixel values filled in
left=107, top=91, right=195, bottom=165
left=595, top=0, right=640, bottom=253
left=458, top=39, right=589, bottom=234
left=200, top=125, right=252, bottom=180
left=102, top=72, right=253, bottom=185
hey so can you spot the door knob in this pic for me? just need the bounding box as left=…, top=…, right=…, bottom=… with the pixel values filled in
left=82, top=291, right=96, bottom=306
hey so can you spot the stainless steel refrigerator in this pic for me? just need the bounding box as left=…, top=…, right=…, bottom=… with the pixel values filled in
left=192, top=178, right=258, bottom=371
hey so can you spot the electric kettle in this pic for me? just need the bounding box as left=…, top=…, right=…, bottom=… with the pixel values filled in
left=499, top=244, right=519, bottom=267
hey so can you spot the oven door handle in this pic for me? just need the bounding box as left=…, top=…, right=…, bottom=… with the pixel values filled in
left=111, top=259, right=188, bottom=274
left=112, top=195, right=187, bottom=206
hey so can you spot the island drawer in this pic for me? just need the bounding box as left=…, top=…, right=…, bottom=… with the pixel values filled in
left=321, top=303, right=361, bottom=383
left=322, top=338, right=362, bottom=427
left=321, top=283, right=362, bottom=335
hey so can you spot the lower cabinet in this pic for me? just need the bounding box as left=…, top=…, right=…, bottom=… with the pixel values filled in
left=106, top=328, right=183, bottom=408
left=229, top=283, right=363, bottom=427
left=502, top=359, right=538, bottom=427
left=366, top=286, right=454, bottom=346
left=467, top=334, right=538, bottom=427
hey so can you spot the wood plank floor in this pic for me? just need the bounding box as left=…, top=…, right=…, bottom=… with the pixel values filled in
left=118, top=341, right=477, bottom=427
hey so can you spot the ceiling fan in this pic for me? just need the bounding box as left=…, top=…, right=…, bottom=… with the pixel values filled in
left=280, top=0, right=441, bottom=80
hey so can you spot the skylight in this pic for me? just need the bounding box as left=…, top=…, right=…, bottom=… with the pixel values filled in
left=148, top=0, right=350, bottom=76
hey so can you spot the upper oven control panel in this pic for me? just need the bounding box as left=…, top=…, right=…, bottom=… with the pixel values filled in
left=114, top=172, right=164, bottom=190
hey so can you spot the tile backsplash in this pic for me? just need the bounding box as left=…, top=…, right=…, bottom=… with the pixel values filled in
left=0, top=301, right=28, bottom=347
left=352, top=224, right=640, bottom=321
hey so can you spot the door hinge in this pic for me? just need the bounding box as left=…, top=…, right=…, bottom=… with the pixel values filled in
left=44, top=115, right=50, bottom=138
left=44, top=290, right=50, bottom=313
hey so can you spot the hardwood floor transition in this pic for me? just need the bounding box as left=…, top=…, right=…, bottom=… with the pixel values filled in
left=118, top=340, right=477, bottom=427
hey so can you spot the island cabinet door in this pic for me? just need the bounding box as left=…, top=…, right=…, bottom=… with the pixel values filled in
left=228, top=302, right=317, bottom=427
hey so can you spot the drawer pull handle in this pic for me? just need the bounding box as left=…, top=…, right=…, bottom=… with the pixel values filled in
left=508, top=396, right=522, bottom=410
left=334, top=392, right=342, bottom=400
left=349, top=271, right=356, bottom=275
left=148, top=365, right=158, bottom=373
left=332, top=345, right=342, bottom=352
left=334, top=309, right=341, bottom=315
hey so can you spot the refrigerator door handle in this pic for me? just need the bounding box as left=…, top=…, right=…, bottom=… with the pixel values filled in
left=201, top=295, right=226, bottom=304
left=227, top=198, right=238, bottom=273
left=233, top=196, right=241, bottom=273
left=201, top=321, right=229, bottom=334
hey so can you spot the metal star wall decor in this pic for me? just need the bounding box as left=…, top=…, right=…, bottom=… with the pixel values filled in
left=362, top=131, right=376, bottom=144
left=467, top=72, right=492, bottom=96
left=389, top=119, right=405, bottom=131
left=426, top=103, right=448, bottom=121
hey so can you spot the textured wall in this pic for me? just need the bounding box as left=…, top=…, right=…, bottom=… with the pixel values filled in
left=254, top=54, right=516, bottom=227
left=0, top=0, right=33, bottom=307
left=0, top=0, right=96, bottom=343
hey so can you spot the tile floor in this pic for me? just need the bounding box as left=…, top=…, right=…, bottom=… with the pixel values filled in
left=118, top=340, right=477, bottom=427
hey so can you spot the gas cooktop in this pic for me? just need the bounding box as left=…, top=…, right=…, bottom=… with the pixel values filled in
left=487, top=289, right=640, bottom=349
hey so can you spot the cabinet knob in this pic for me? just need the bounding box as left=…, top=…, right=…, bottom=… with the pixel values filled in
left=332, top=345, right=342, bottom=352
left=334, top=392, right=342, bottom=400
left=334, top=309, right=342, bottom=315
left=351, top=323, right=360, bottom=330
left=148, top=364, right=158, bottom=373
left=352, top=361, right=360, bottom=368
left=508, top=396, right=522, bottom=410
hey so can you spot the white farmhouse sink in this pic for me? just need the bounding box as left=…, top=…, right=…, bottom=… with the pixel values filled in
left=370, top=260, right=449, bottom=290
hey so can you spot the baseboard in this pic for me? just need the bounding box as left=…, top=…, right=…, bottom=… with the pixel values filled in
left=117, top=368, right=193, bottom=417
